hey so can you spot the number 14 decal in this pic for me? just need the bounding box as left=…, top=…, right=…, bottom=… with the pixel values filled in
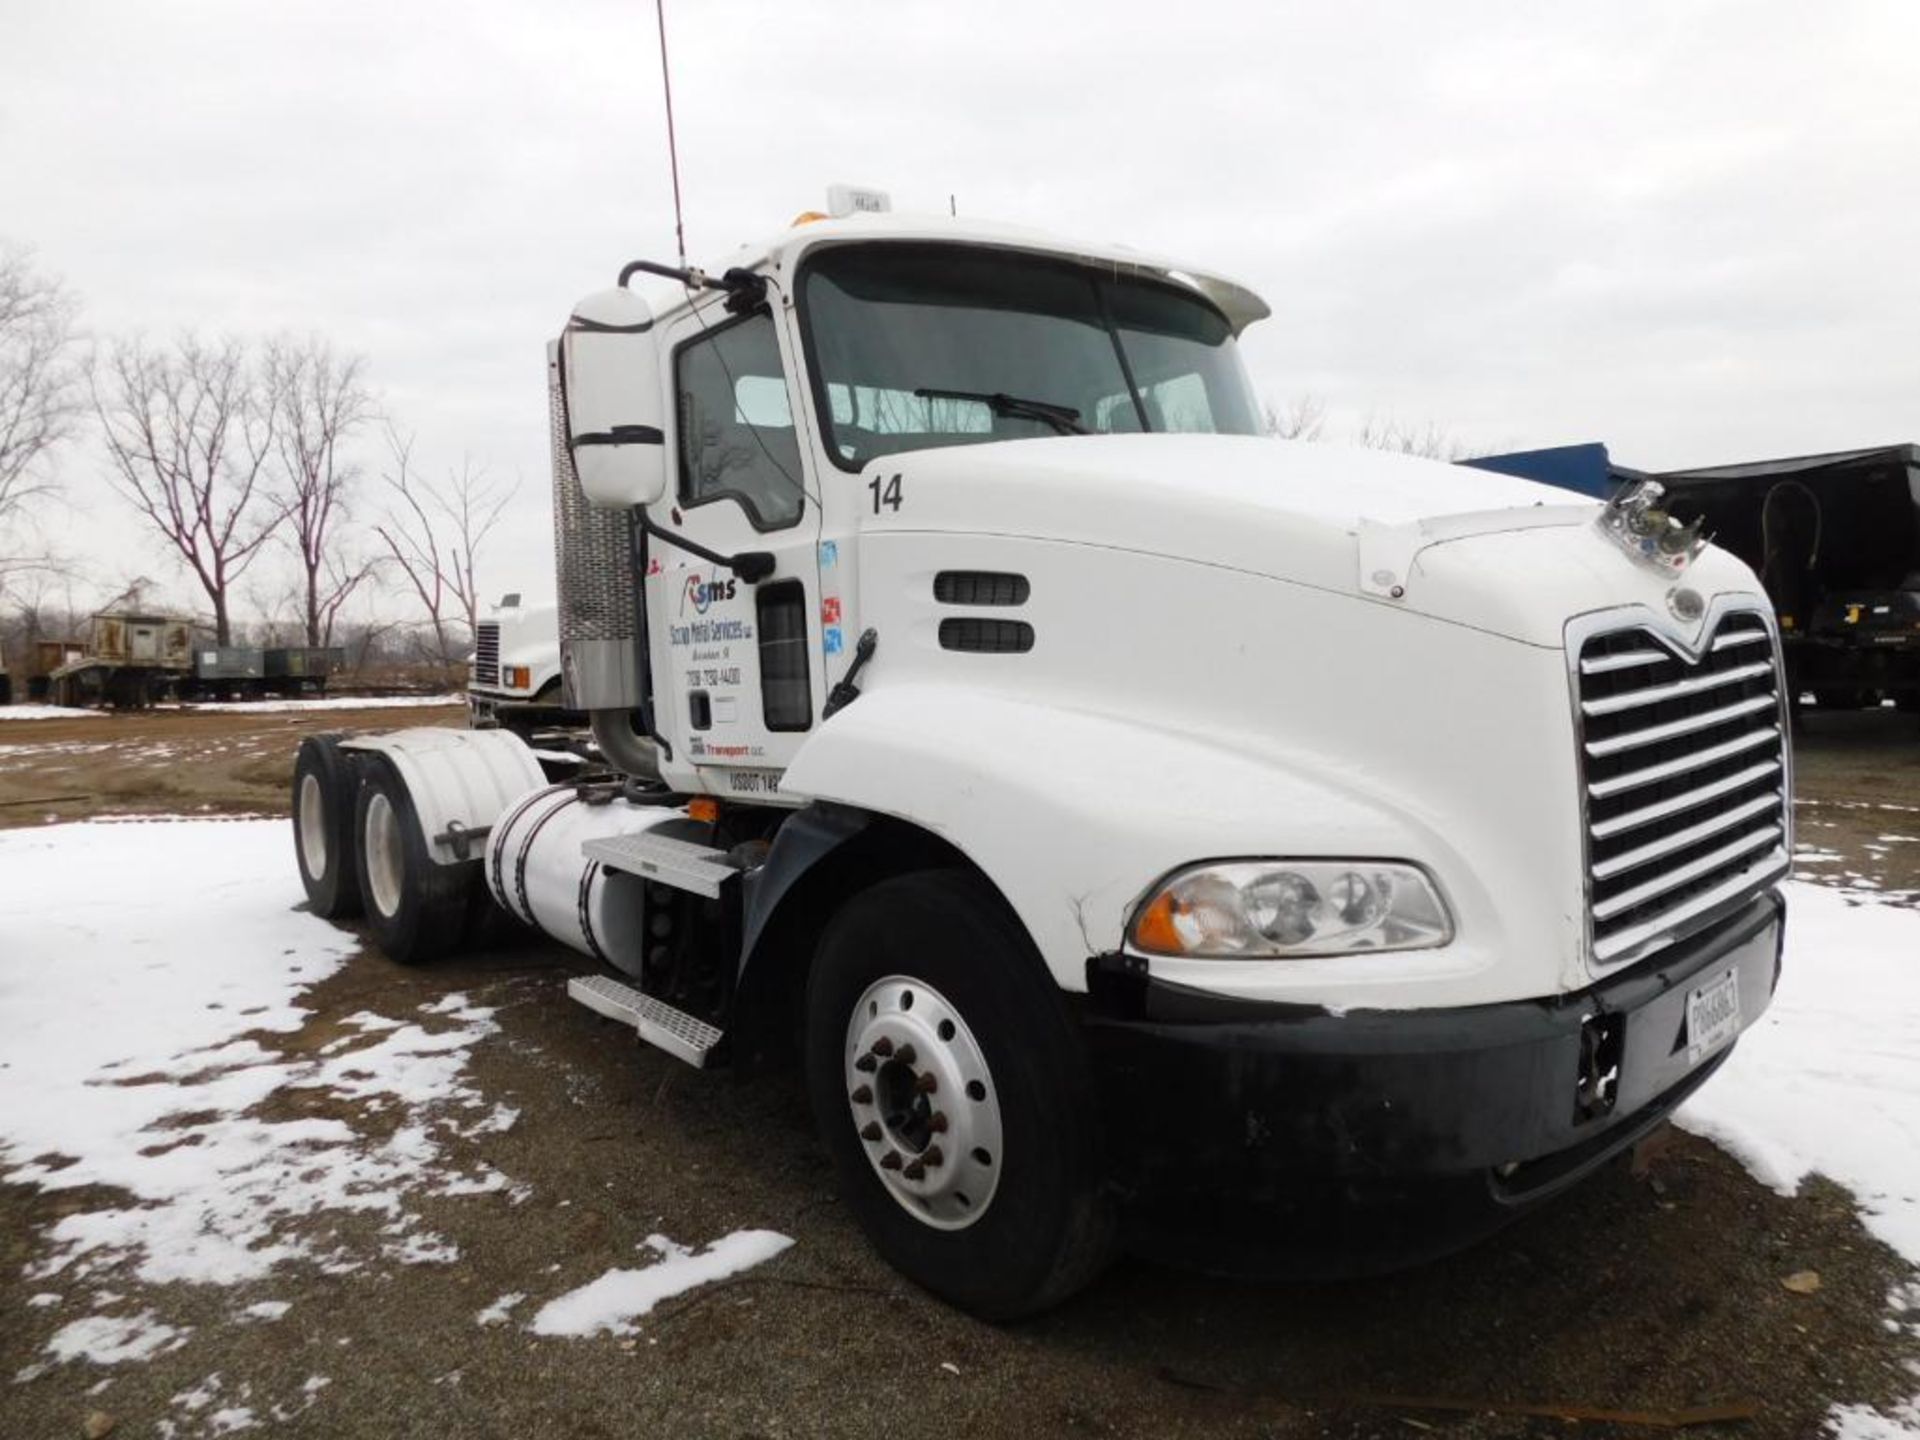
left=868, top=473, right=903, bottom=514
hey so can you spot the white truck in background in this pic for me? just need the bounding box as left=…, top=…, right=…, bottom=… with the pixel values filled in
left=466, top=595, right=577, bottom=740
left=288, top=191, right=1790, bottom=1318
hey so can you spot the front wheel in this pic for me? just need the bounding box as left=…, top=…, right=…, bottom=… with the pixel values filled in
left=805, top=869, right=1115, bottom=1319
left=352, top=757, right=473, bottom=965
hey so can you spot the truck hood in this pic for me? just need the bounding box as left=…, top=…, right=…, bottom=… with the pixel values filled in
left=876, top=433, right=1763, bottom=647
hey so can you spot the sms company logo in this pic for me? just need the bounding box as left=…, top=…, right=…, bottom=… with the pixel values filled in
left=681, top=573, right=738, bottom=616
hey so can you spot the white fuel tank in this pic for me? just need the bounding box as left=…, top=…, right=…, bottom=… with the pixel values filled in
left=485, top=785, right=683, bottom=973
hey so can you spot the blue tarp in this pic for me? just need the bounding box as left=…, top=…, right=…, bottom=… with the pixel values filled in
left=1461, top=442, right=1636, bottom=498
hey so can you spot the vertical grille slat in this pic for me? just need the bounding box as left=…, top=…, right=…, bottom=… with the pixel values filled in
left=1575, top=605, right=1788, bottom=967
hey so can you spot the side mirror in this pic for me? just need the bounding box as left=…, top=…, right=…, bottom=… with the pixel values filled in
left=562, top=286, right=668, bottom=509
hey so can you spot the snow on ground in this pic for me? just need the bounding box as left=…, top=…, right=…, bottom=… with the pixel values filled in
left=528, top=1231, right=795, bottom=1338
left=1678, top=881, right=1920, bottom=1263
left=162, top=694, right=462, bottom=714
left=0, top=818, right=517, bottom=1381
left=1676, top=879, right=1920, bottom=1438
left=7, top=816, right=1913, bottom=1423
left=0, top=703, right=107, bottom=720
left=475, top=1292, right=526, bottom=1327
left=38, top=1310, right=190, bottom=1367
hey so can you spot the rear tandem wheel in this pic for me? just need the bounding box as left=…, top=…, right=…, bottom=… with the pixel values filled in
left=291, top=735, right=363, bottom=919
left=351, top=755, right=477, bottom=966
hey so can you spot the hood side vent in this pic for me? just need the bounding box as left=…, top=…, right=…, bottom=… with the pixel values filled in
left=940, top=618, right=1034, bottom=654
left=934, top=571, right=1030, bottom=606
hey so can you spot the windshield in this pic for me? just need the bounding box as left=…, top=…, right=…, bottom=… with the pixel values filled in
left=800, top=244, right=1262, bottom=469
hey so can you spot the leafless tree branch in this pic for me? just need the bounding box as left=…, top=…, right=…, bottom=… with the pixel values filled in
left=374, top=426, right=516, bottom=666
left=0, top=242, right=83, bottom=587
left=268, top=334, right=374, bottom=646
left=1355, top=413, right=1482, bottom=462
left=1263, top=394, right=1328, bottom=442
left=93, top=334, right=285, bottom=643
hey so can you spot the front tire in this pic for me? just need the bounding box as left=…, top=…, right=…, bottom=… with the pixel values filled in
left=805, top=869, right=1115, bottom=1319
left=292, top=736, right=362, bottom=918
left=352, top=757, right=472, bottom=965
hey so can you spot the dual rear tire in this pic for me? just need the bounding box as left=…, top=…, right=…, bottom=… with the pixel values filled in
left=291, top=736, right=473, bottom=964
left=293, top=736, right=361, bottom=919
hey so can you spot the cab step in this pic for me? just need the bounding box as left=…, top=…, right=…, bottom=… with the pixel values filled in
left=567, top=974, right=723, bottom=1068
left=582, top=831, right=738, bottom=898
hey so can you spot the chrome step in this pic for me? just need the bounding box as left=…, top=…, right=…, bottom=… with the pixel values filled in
left=582, top=831, right=738, bottom=899
left=568, top=974, right=723, bottom=1068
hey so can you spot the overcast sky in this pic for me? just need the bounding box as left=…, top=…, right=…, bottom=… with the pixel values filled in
left=4, top=0, right=1917, bottom=617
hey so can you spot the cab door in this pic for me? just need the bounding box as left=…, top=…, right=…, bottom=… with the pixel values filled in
left=643, top=299, right=823, bottom=800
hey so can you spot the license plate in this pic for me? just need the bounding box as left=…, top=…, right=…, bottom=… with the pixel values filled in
left=1686, top=969, right=1742, bottom=1066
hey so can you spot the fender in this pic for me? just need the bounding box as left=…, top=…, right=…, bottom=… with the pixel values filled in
left=340, top=728, right=546, bottom=865
left=738, top=804, right=876, bottom=974
left=778, top=685, right=1467, bottom=1000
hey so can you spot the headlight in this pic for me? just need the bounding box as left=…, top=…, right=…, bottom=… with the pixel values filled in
left=505, top=666, right=531, bottom=689
left=1129, top=860, right=1453, bottom=959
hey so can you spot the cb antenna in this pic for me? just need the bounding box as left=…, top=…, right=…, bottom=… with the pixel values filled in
left=655, top=0, right=688, bottom=268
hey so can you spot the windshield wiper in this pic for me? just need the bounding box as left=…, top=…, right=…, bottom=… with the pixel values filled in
left=913, top=387, right=1088, bottom=436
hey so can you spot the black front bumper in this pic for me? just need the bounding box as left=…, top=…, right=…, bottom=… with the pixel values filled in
left=1080, top=891, right=1785, bottom=1276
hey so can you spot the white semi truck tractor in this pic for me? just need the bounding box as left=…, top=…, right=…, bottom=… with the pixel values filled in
left=290, top=192, right=1791, bottom=1318
left=467, top=595, right=576, bottom=739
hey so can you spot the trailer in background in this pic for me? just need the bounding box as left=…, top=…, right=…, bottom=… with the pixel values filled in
left=1469, top=442, right=1920, bottom=719
left=180, top=645, right=343, bottom=700
left=262, top=646, right=342, bottom=696
left=1659, top=446, right=1920, bottom=715
left=191, top=646, right=266, bottom=698
left=49, top=612, right=194, bottom=708
left=42, top=616, right=346, bottom=708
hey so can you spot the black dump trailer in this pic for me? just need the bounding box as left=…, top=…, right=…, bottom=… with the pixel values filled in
left=1658, top=445, right=1920, bottom=716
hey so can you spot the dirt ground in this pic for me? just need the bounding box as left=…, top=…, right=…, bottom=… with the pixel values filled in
left=0, top=703, right=467, bottom=826
left=2, top=703, right=1918, bottom=1439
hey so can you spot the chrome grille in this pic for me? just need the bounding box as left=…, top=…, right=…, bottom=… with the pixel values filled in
left=1574, top=605, right=1789, bottom=967
left=472, top=622, right=501, bottom=686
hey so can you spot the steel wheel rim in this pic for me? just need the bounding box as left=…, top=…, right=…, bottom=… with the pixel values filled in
left=364, top=791, right=404, bottom=918
left=297, top=773, right=328, bottom=879
left=844, top=975, right=1002, bottom=1231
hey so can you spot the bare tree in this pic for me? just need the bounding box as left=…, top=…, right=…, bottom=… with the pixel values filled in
left=1263, top=395, right=1480, bottom=459
left=374, top=426, right=515, bottom=665
left=0, top=568, right=85, bottom=679
left=95, top=336, right=283, bottom=644
left=1263, top=393, right=1328, bottom=442
left=269, top=335, right=375, bottom=646
left=1355, top=413, right=1480, bottom=462
left=0, top=243, right=83, bottom=585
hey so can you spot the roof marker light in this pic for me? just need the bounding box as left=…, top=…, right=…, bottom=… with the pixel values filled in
left=826, top=184, right=892, bottom=218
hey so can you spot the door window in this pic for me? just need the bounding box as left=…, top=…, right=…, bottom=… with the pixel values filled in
left=675, top=312, right=806, bottom=531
